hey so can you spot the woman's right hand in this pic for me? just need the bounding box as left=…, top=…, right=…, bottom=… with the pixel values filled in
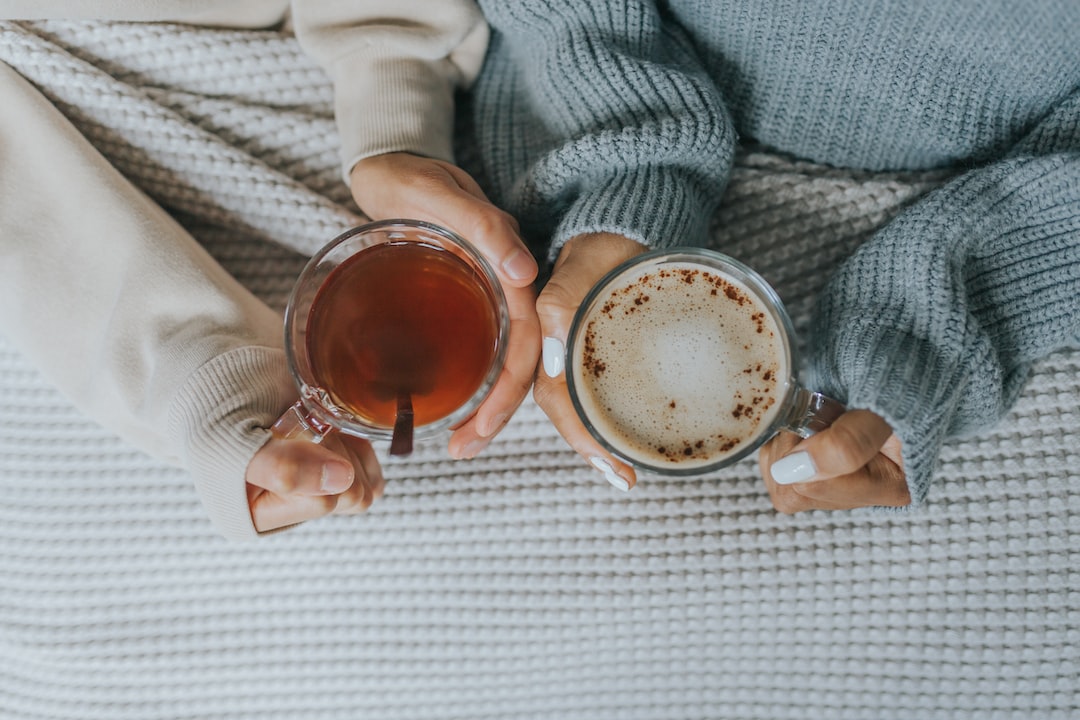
left=759, top=409, right=910, bottom=513
left=533, top=232, right=649, bottom=492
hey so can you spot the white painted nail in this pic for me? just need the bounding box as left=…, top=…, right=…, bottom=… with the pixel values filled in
left=590, top=456, right=630, bottom=492
left=542, top=336, right=565, bottom=378
left=770, top=451, right=818, bottom=485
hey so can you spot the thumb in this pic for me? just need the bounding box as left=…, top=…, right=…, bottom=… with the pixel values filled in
left=769, top=409, right=893, bottom=484
left=538, top=233, right=649, bottom=379
left=246, top=437, right=355, bottom=497
left=351, top=154, right=537, bottom=287
left=536, top=272, right=588, bottom=380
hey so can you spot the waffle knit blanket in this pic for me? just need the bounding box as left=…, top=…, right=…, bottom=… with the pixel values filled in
left=0, top=20, right=1077, bottom=720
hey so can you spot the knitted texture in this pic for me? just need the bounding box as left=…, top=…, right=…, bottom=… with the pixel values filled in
left=1, top=20, right=1078, bottom=720
left=467, top=3, right=737, bottom=261
left=812, top=133, right=1080, bottom=507
left=0, top=20, right=361, bottom=255
left=469, top=0, right=1080, bottom=508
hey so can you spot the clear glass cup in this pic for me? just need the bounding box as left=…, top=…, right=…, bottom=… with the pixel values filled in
left=271, top=219, right=509, bottom=453
left=565, top=247, right=844, bottom=475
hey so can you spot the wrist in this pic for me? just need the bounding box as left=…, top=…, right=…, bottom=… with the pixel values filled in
left=560, top=233, right=650, bottom=263
left=349, top=151, right=415, bottom=186
left=349, top=151, right=435, bottom=219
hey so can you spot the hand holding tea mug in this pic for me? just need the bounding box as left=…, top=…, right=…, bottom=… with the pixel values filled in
left=350, top=152, right=541, bottom=458
left=268, top=220, right=514, bottom=511
left=245, top=432, right=386, bottom=533
left=537, top=233, right=911, bottom=512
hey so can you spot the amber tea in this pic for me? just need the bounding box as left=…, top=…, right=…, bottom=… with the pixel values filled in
left=274, top=220, right=508, bottom=453
left=306, top=241, right=500, bottom=428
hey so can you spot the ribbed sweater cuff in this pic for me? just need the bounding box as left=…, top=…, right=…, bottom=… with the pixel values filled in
left=333, top=53, right=456, bottom=181
left=814, top=320, right=968, bottom=508
left=549, top=167, right=716, bottom=263
left=810, top=150, right=1080, bottom=508
left=168, top=346, right=295, bottom=541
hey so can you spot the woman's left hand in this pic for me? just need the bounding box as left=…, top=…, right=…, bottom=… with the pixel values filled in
left=759, top=409, right=911, bottom=512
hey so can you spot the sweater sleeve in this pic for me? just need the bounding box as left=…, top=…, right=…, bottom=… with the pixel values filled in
left=0, top=64, right=295, bottom=541
left=471, top=1, right=736, bottom=263
left=811, top=87, right=1080, bottom=507
left=291, top=0, right=488, bottom=178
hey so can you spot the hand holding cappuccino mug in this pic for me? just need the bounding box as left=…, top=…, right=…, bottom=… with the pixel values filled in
left=273, top=220, right=510, bottom=456
left=565, top=248, right=845, bottom=475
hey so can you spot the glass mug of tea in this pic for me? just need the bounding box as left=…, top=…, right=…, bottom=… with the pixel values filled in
left=565, top=247, right=844, bottom=475
left=272, top=219, right=509, bottom=456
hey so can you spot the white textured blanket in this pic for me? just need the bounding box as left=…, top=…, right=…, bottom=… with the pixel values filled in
left=0, top=21, right=1077, bottom=720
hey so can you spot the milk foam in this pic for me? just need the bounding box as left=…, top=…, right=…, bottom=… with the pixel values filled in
left=573, top=262, right=789, bottom=468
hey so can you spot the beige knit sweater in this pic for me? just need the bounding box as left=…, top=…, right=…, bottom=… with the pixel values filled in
left=0, top=0, right=486, bottom=540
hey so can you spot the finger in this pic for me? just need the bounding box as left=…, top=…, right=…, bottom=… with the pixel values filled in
left=322, top=435, right=374, bottom=514
left=759, top=418, right=910, bottom=514
left=412, top=162, right=531, bottom=278
left=352, top=156, right=537, bottom=287
left=448, top=283, right=541, bottom=458
left=440, top=163, right=502, bottom=211
left=531, top=235, right=648, bottom=490
left=247, top=483, right=341, bottom=533
left=246, top=437, right=355, bottom=497
left=767, top=409, right=894, bottom=485
left=532, top=368, right=637, bottom=492
left=425, top=186, right=537, bottom=288
left=803, top=451, right=908, bottom=507
left=762, top=448, right=910, bottom=513
left=537, top=234, right=648, bottom=374
left=350, top=434, right=386, bottom=501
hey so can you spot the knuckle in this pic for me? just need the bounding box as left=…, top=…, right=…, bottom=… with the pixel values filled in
left=824, top=423, right=872, bottom=472
left=272, top=456, right=304, bottom=494
left=470, top=208, right=515, bottom=243
left=536, top=280, right=576, bottom=319
left=337, top=496, right=368, bottom=515
left=516, top=373, right=535, bottom=397
left=771, top=487, right=812, bottom=515
left=886, top=471, right=912, bottom=506
left=412, top=163, right=450, bottom=185
left=771, top=492, right=800, bottom=515
left=307, top=494, right=339, bottom=516
left=397, top=165, right=449, bottom=197
left=531, top=378, right=561, bottom=411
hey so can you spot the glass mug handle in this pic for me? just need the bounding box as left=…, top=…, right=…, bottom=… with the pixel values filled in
left=781, top=387, right=846, bottom=438
left=270, top=399, right=334, bottom=443
left=269, top=398, right=414, bottom=455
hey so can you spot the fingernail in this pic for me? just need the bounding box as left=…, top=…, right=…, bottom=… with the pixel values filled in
left=502, top=248, right=537, bottom=282
left=542, top=337, right=564, bottom=378
left=770, top=451, right=817, bottom=485
left=590, top=456, right=630, bottom=492
left=481, top=412, right=508, bottom=437
left=320, top=460, right=353, bottom=493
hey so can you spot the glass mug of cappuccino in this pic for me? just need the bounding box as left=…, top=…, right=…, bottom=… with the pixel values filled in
left=272, top=219, right=509, bottom=456
left=565, top=248, right=844, bottom=475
